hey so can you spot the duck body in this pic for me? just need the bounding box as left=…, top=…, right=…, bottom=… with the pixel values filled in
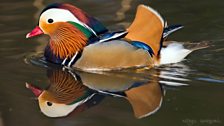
left=69, top=40, right=153, bottom=71
left=43, top=30, right=154, bottom=71
left=27, top=3, right=200, bottom=71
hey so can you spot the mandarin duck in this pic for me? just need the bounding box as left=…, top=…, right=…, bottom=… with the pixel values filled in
left=26, top=69, right=102, bottom=117
left=26, top=3, right=205, bottom=71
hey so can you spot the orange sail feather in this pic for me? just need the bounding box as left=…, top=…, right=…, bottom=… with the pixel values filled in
left=125, top=5, right=165, bottom=57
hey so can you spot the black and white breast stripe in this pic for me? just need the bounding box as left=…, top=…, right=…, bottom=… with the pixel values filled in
left=62, top=51, right=82, bottom=67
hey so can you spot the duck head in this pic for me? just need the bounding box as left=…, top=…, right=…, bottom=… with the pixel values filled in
left=26, top=3, right=107, bottom=63
left=26, top=69, right=95, bottom=117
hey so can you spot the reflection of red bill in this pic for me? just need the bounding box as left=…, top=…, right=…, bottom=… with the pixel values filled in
left=26, top=26, right=44, bottom=38
left=26, top=82, right=43, bottom=97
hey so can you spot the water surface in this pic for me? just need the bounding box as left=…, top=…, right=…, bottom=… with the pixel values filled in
left=0, top=0, right=224, bottom=126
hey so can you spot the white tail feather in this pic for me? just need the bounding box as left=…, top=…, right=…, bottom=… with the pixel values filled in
left=159, top=43, right=192, bottom=65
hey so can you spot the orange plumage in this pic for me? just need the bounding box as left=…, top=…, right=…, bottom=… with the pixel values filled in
left=125, top=5, right=164, bottom=57
left=40, top=70, right=88, bottom=104
left=48, top=22, right=88, bottom=59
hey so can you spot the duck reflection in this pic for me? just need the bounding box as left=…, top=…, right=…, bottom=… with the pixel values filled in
left=26, top=69, right=103, bottom=117
left=125, top=76, right=162, bottom=118
left=26, top=68, right=163, bottom=119
left=76, top=70, right=163, bottom=118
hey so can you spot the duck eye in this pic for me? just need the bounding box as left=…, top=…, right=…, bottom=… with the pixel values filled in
left=47, top=18, right=54, bottom=23
left=46, top=102, right=53, bottom=106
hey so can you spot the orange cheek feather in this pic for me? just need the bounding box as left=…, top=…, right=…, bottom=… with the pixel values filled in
left=40, top=21, right=59, bottom=35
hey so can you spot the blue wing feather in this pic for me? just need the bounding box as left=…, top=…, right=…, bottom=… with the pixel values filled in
left=131, top=41, right=154, bottom=57
left=163, top=24, right=184, bottom=38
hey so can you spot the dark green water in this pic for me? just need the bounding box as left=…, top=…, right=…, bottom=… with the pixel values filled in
left=0, top=0, right=224, bottom=126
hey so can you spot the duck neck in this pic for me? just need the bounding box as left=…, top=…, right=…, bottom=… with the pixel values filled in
left=44, top=22, right=93, bottom=64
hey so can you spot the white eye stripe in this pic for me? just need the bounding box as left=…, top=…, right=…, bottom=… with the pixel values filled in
left=40, top=8, right=82, bottom=25
left=40, top=8, right=96, bottom=35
